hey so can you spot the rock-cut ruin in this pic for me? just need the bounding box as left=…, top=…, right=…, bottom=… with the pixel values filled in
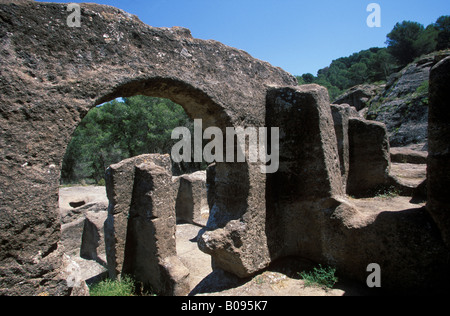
left=1, top=0, right=449, bottom=296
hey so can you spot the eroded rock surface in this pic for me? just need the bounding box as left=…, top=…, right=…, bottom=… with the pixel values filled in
left=428, top=56, right=450, bottom=248
left=1, top=0, right=450, bottom=296
left=366, top=50, right=450, bottom=147
left=334, top=84, right=384, bottom=111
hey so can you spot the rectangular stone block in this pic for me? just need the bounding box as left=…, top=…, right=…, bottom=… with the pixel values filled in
left=347, top=118, right=391, bottom=197
left=330, top=103, right=360, bottom=191
left=175, top=171, right=208, bottom=226
left=104, top=154, right=171, bottom=278
left=428, top=56, right=450, bottom=248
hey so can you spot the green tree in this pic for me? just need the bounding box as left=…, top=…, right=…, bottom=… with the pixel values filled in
left=368, top=48, right=395, bottom=82
left=296, top=75, right=305, bottom=85
left=414, top=25, right=438, bottom=56
left=348, top=62, right=369, bottom=86
left=436, top=15, right=450, bottom=50
left=61, top=96, right=194, bottom=184
left=386, top=21, right=434, bottom=66
left=302, top=73, right=315, bottom=84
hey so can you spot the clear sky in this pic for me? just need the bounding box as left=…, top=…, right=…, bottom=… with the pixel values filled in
left=38, top=0, right=449, bottom=76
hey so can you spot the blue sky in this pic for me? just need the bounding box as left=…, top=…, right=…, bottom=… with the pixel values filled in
left=39, top=0, right=449, bottom=76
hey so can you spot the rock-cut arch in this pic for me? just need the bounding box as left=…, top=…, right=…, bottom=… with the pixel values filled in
left=0, top=1, right=296, bottom=295
left=96, top=78, right=250, bottom=287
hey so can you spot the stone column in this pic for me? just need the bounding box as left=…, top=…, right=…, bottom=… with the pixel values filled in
left=263, top=84, right=344, bottom=260
left=330, top=104, right=360, bottom=191
left=347, top=118, right=391, bottom=197
left=428, top=56, right=450, bottom=248
left=104, top=154, right=189, bottom=296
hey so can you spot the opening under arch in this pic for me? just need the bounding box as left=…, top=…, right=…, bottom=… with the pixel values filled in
left=58, top=77, right=251, bottom=295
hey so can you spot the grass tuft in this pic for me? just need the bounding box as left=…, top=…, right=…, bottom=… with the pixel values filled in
left=299, top=265, right=338, bottom=289
left=89, top=276, right=135, bottom=297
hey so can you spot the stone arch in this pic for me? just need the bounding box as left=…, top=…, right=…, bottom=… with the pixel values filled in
left=93, top=77, right=253, bottom=233
left=92, top=76, right=251, bottom=225
left=91, top=78, right=252, bottom=291
left=95, top=77, right=231, bottom=130
left=0, top=1, right=296, bottom=295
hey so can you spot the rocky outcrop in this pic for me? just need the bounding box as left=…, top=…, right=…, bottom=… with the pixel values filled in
left=334, top=51, right=450, bottom=148
left=59, top=186, right=109, bottom=224
left=366, top=50, right=450, bottom=147
left=427, top=56, right=450, bottom=249
left=60, top=201, right=108, bottom=225
left=334, top=84, right=384, bottom=111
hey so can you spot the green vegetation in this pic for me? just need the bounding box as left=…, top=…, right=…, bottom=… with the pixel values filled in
left=436, top=16, right=450, bottom=50
left=89, top=276, right=136, bottom=297
left=297, top=47, right=393, bottom=100
left=404, top=80, right=430, bottom=107
left=415, top=80, right=430, bottom=96
left=297, top=15, right=450, bottom=101
left=386, top=21, right=436, bottom=66
left=387, top=16, right=450, bottom=65
left=299, top=265, right=338, bottom=289
left=413, top=80, right=430, bottom=104
left=62, top=96, right=198, bottom=185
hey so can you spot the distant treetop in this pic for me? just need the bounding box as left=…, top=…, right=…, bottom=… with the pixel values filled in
left=297, top=15, right=450, bottom=101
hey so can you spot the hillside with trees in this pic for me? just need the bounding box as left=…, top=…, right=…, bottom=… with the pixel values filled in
left=297, top=15, right=450, bottom=101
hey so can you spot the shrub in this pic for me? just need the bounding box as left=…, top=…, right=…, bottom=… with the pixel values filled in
left=89, top=276, right=135, bottom=297
left=415, top=80, right=429, bottom=96
left=299, top=265, right=338, bottom=289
